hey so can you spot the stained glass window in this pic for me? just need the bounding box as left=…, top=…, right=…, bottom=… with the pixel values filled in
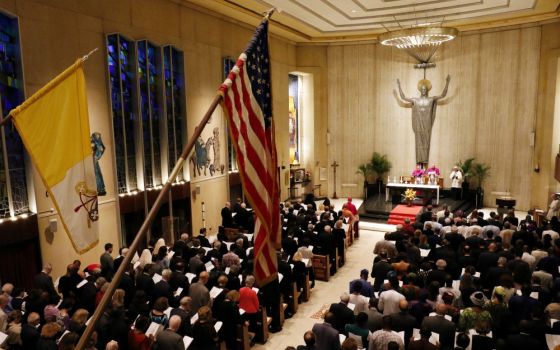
left=107, top=34, right=138, bottom=194
left=163, top=46, right=185, bottom=181
left=0, top=11, right=29, bottom=218
left=288, top=74, right=301, bottom=165
left=137, top=40, right=162, bottom=188
left=223, top=57, right=237, bottom=172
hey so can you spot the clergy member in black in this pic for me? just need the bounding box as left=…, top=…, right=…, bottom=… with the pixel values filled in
left=221, top=202, right=234, bottom=228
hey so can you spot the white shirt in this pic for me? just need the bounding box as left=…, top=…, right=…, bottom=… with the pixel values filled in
left=449, top=170, right=462, bottom=188
left=378, top=289, right=405, bottom=315
left=548, top=199, right=560, bottom=219
left=349, top=293, right=369, bottom=315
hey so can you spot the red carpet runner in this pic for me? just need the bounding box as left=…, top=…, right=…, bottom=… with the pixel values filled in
left=387, top=204, right=423, bottom=225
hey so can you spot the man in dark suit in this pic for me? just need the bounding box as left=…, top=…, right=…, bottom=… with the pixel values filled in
left=483, top=256, right=510, bottom=290
left=328, top=293, right=355, bottom=334
left=100, top=243, right=115, bottom=281
left=33, top=263, right=60, bottom=304
left=311, top=312, right=341, bottom=350
left=508, top=285, right=540, bottom=323
left=113, top=247, right=128, bottom=273
left=421, top=304, right=456, bottom=350
left=296, top=330, right=318, bottom=350
left=172, top=233, right=190, bottom=260
left=136, top=265, right=155, bottom=303
left=21, top=312, right=41, bottom=350
left=505, top=320, right=542, bottom=350
left=477, top=243, right=499, bottom=276
left=169, top=261, right=189, bottom=295
left=236, top=203, right=251, bottom=231
left=390, top=300, right=416, bottom=347
left=154, top=315, right=184, bottom=350
left=371, top=250, right=392, bottom=292
left=221, top=202, right=234, bottom=228
left=420, top=205, right=435, bottom=224
left=197, top=228, right=211, bottom=248
left=170, top=296, right=193, bottom=336
left=315, top=225, right=336, bottom=273
left=426, top=259, right=448, bottom=286
left=117, top=264, right=135, bottom=307
left=76, top=277, right=97, bottom=315
left=152, top=269, right=175, bottom=306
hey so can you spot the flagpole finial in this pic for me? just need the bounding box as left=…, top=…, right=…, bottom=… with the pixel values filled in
left=263, top=7, right=276, bottom=21
left=81, top=47, right=99, bottom=63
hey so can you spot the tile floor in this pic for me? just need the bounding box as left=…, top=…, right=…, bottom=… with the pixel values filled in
left=252, top=221, right=388, bottom=350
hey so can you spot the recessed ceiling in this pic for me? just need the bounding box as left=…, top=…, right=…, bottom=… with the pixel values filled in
left=184, top=0, right=560, bottom=42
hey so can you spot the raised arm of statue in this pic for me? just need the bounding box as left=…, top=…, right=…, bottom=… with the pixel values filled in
left=434, top=74, right=451, bottom=100
left=396, top=79, right=413, bottom=103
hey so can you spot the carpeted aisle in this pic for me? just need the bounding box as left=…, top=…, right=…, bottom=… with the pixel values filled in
left=387, top=204, right=423, bottom=225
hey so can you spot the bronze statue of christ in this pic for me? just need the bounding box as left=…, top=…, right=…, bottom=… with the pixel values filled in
left=396, top=75, right=450, bottom=165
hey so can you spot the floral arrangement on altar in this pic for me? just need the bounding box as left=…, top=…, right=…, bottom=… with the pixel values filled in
left=412, top=168, right=425, bottom=177
left=402, top=188, right=417, bottom=206
left=427, top=165, right=440, bottom=176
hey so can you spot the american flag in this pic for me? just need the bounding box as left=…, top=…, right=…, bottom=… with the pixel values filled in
left=219, top=19, right=280, bottom=285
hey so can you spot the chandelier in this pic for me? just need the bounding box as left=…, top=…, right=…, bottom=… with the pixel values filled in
left=379, top=27, right=458, bottom=68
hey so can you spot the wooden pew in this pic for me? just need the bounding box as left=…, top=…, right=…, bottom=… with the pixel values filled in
left=256, top=306, right=269, bottom=344
left=335, top=248, right=340, bottom=271
left=337, top=246, right=345, bottom=268
left=236, top=323, right=251, bottom=350
left=312, top=255, right=330, bottom=281
left=302, top=274, right=311, bottom=302
left=224, top=227, right=240, bottom=241
left=288, top=281, right=299, bottom=314
left=279, top=296, right=287, bottom=326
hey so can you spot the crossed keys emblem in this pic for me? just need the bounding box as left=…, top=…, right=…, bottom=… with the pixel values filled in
left=74, top=182, right=99, bottom=225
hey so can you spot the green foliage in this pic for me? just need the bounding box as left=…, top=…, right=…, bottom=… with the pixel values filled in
left=456, top=157, right=475, bottom=180
left=370, top=152, right=392, bottom=179
left=473, top=162, right=491, bottom=188
left=356, top=163, right=373, bottom=182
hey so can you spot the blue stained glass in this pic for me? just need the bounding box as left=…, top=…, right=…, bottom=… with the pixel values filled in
left=163, top=46, right=185, bottom=181
left=0, top=11, right=28, bottom=217
left=137, top=40, right=162, bottom=188
left=107, top=34, right=137, bottom=193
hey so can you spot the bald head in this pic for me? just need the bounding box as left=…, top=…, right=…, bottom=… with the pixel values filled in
left=179, top=296, right=191, bottom=309
left=435, top=304, right=447, bottom=315
left=199, top=271, right=209, bottom=284
left=169, top=315, right=182, bottom=331
left=27, top=312, right=40, bottom=325
left=398, top=299, right=408, bottom=311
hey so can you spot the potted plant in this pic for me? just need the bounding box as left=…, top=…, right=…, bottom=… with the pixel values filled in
left=472, top=162, right=491, bottom=208
left=457, top=157, right=475, bottom=193
left=473, top=162, right=491, bottom=189
left=370, top=152, right=392, bottom=194
left=356, top=163, right=373, bottom=198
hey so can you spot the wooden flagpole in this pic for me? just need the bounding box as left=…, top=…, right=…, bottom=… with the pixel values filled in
left=75, top=94, right=222, bottom=349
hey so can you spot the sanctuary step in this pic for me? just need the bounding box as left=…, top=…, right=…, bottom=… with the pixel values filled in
left=387, top=204, right=423, bottom=225
left=358, top=192, right=475, bottom=224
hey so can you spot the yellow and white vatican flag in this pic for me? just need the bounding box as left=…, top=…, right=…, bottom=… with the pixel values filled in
left=9, top=59, right=99, bottom=253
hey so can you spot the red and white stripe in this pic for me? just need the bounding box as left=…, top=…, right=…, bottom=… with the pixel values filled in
left=220, top=53, right=280, bottom=284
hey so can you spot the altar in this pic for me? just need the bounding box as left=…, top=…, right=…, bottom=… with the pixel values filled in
left=385, top=182, right=441, bottom=205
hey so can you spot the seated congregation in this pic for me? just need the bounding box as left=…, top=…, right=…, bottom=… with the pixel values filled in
left=290, top=206, right=560, bottom=350
left=0, top=197, right=359, bottom=350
